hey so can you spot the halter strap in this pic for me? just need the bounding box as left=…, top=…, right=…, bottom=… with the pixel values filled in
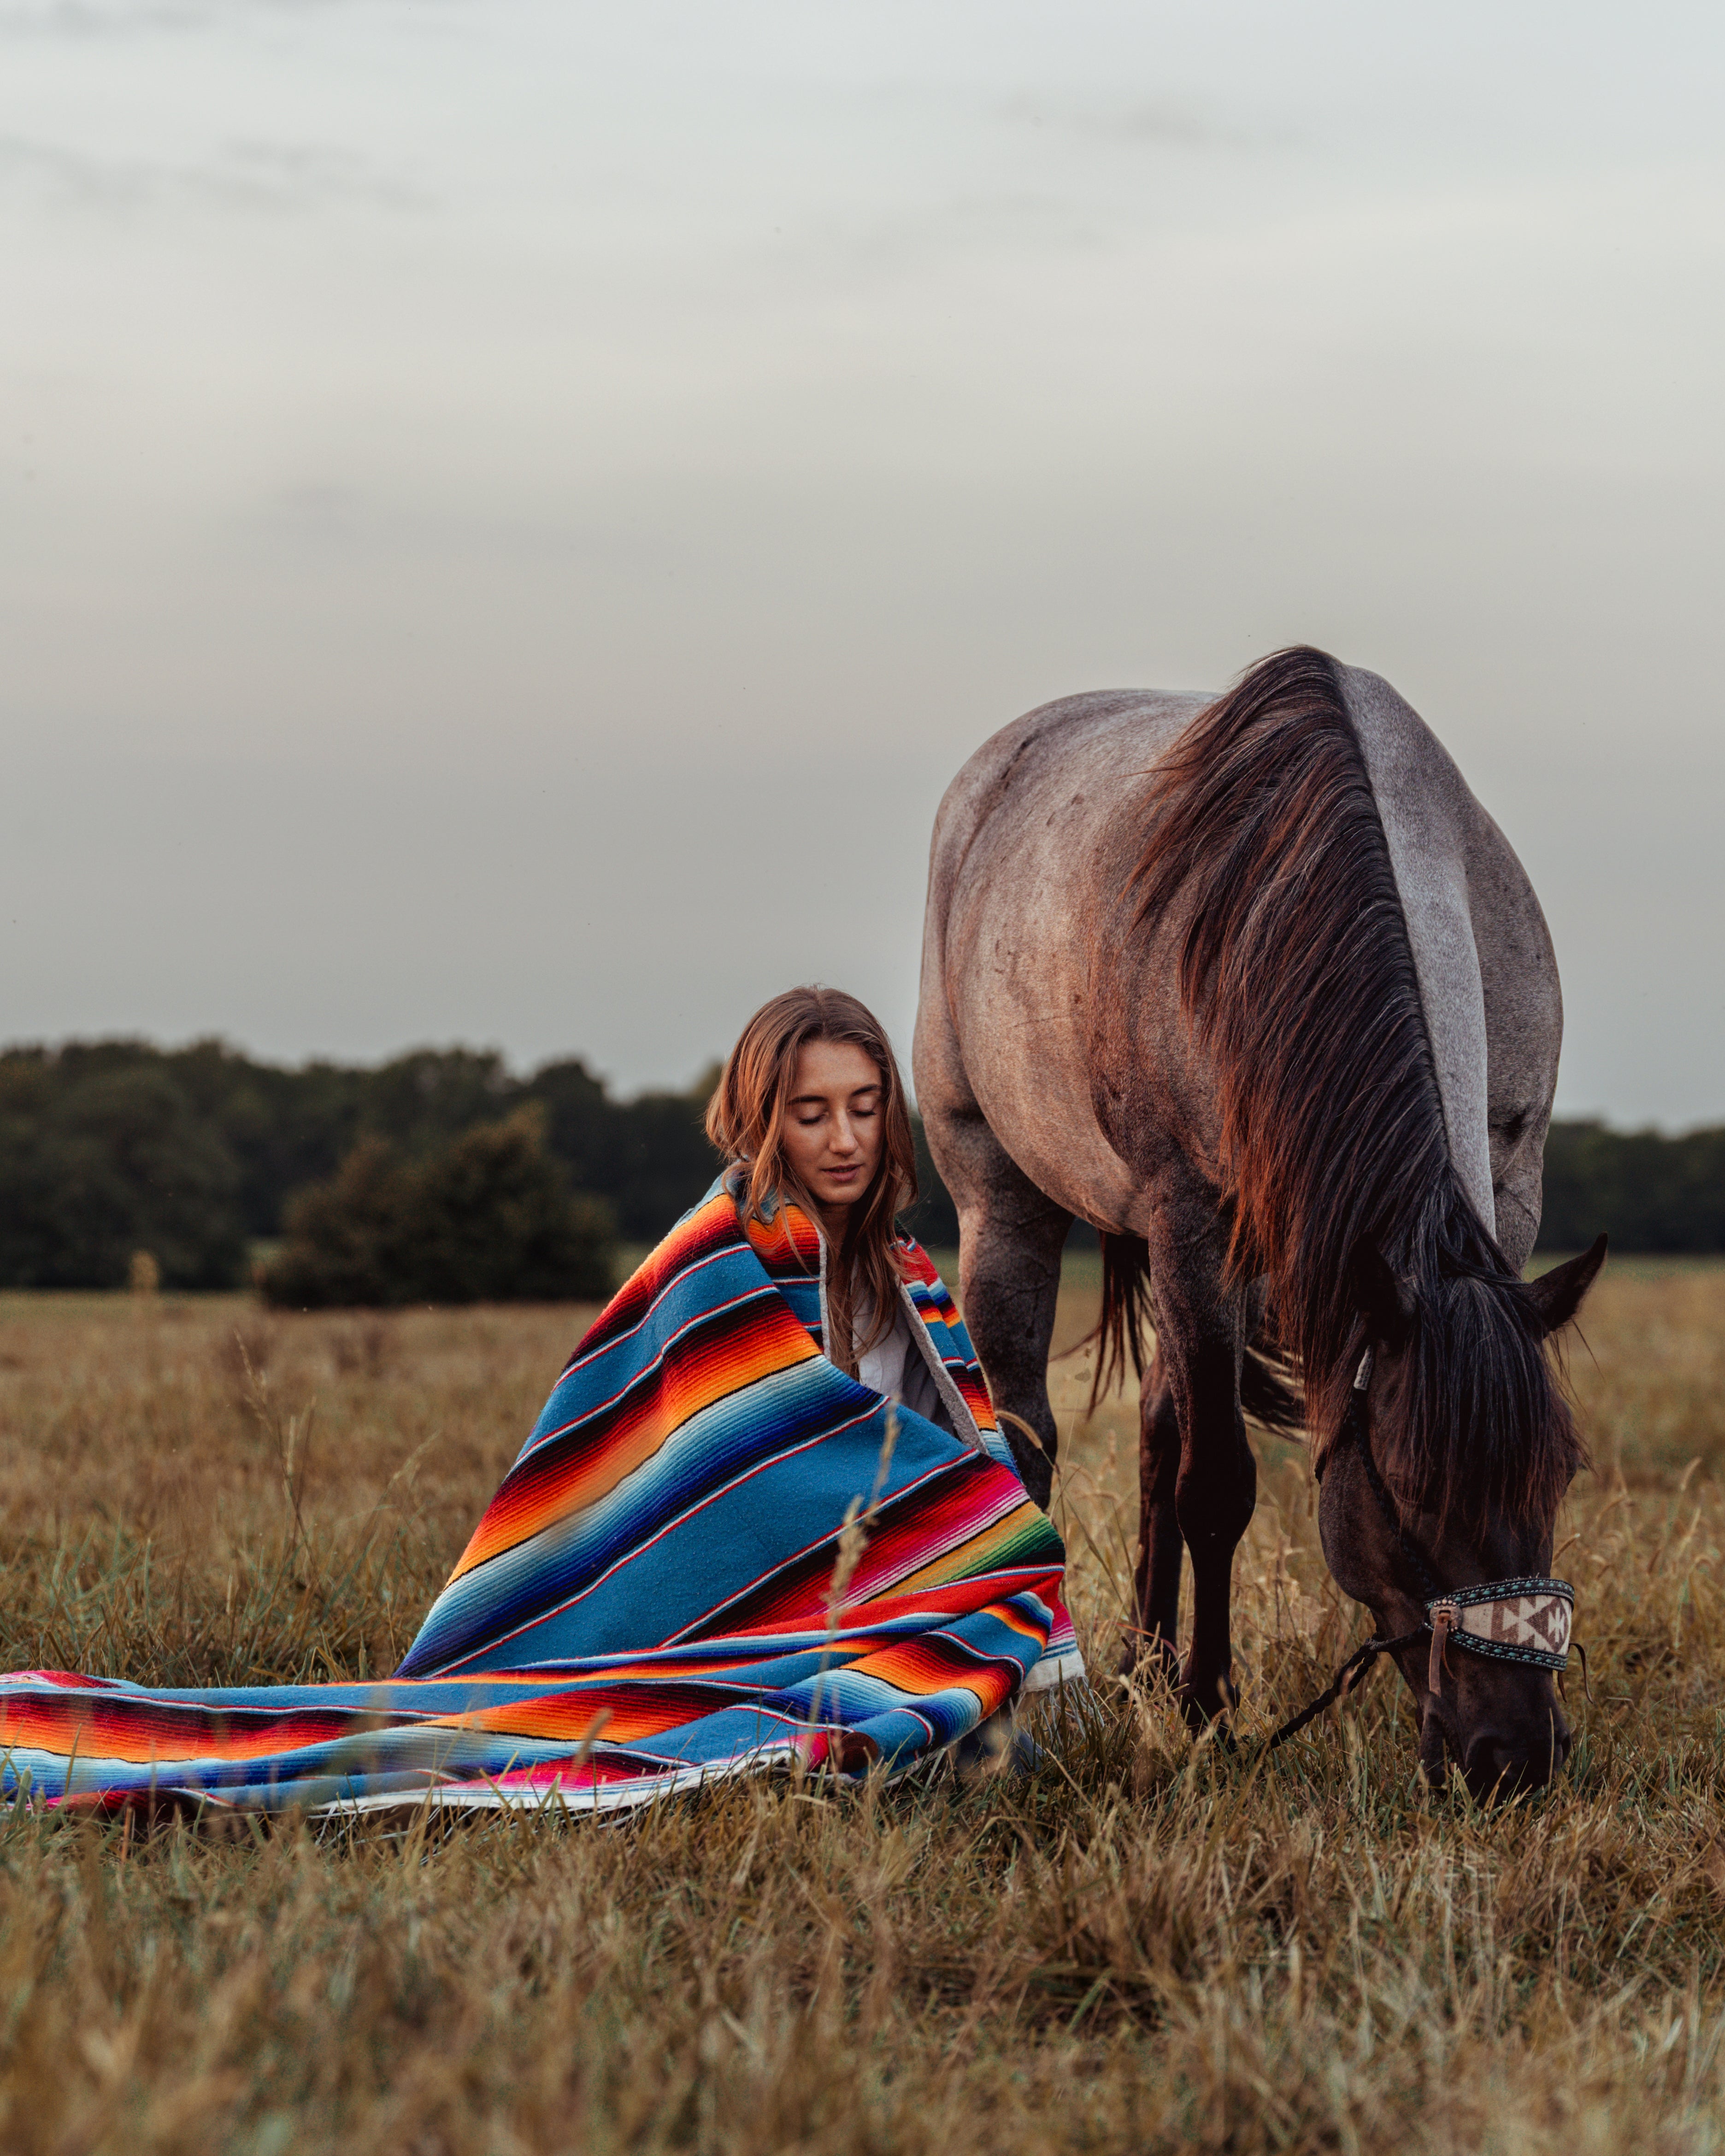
left=1331, top=1352, right=1574, bottom=1672
left=1263, top=1353, right=1575, bottom=1752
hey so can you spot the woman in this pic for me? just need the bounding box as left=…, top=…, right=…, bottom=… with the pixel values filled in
left=709, top=987, right=992, bottom=1433
left=0, top=990, right=1080, bottom=1816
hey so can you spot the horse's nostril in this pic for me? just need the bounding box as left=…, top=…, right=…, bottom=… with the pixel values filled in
left=1465, top=1724, right=1571, bottom=1800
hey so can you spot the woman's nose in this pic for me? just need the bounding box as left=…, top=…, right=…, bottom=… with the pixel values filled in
left=830, top=1117, right=859, bottom=1153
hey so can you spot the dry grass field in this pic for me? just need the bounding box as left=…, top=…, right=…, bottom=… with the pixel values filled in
left=1, top=1255, right=1724, bottom=2153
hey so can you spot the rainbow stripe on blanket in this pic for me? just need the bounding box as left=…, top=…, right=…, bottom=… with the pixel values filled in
left=0, top=1184, right=1080, bottom=1815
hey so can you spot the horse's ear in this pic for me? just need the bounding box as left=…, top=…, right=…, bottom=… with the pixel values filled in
left=1526, top=1234, right=1607, bottom=1336
left=1349, top=1240, right=1416, bottom=1347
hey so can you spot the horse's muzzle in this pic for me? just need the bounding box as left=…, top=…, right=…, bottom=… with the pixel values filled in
left=1420, top=1698, right=1572, bottom=1801
left=1462, top=1720, right=1572, bottom=1800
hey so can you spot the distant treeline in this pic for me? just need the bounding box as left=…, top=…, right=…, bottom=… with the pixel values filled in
left=0, top=1038, right=1717, bottom=1291
left=0, top=1039, right=960, bottom=1291
left=1538, top=1121, right=1725, bottom=1255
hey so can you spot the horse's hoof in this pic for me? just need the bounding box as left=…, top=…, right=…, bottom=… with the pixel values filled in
left=1176, top=1670, right=1238, bottom=1733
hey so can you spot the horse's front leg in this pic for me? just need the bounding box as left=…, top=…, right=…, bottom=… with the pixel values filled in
left=955, top=1171, right=1071, bottom=1509
left=1170, top=1336, right=1257, bottom=1725
left=1124, top=1350, right=1182, bottom=1686
left=920, top=1102, right=1072, bottom=1507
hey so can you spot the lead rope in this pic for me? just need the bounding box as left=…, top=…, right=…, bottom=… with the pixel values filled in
left=1261, top=1621, right=1427, bottom=1751
left=1257, top=1353, right=1580, bottom=1757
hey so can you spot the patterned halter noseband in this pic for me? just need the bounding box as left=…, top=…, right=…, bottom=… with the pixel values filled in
left=1425, top=1578, right=1572, bottom=1669
left=1264, top=1351, right=1575, bottom=1752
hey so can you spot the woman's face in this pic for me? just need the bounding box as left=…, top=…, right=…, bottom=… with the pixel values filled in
left=781, top=1038, right=885, bottom=1228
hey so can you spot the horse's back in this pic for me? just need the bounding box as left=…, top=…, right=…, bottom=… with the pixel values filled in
left=922, top=688, right=1203, bottom=975
left=924, top=691, right=1196, bottom=897
left=918, top=661, right=1562, bottom=1264
left=917, top=689, right=1205, bottom=1233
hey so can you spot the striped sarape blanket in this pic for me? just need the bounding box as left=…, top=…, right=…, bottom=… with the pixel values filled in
left=0, top=1179, right=1081, bottom=1817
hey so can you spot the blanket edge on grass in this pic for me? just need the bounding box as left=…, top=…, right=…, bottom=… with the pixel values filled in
left=0, top=1187, right=1080, bottom=1815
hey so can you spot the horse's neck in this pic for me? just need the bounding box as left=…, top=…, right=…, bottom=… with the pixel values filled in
left=1336, top=665, right=1497, bottom=1240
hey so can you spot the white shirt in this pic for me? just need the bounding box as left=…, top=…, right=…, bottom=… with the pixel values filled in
left=856, top=1303, right=912, bottom=1400
left=850, top=1294, right=951, bottom=1431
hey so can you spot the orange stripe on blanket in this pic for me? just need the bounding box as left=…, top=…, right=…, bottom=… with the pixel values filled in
left=743, top=1207, right=824, bottom=1272
left=846, top=1639, right=1018, bottom=1713
left=0, top=1704, right=395, bottom=1768
left=441, top=1694, right=718, bottom=1745
left=816, top=1567, right=1064, bottom=1637
left=449, top=1320, right=820, bottom=1579
left=977, top=1599, right=1048, bottom=1646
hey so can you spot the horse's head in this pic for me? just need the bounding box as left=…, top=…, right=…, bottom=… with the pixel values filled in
left=1317, top=1234, right=1606, bottom=1802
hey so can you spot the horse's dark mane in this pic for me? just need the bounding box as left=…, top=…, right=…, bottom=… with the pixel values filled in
left=1126, top=646, right=1583, bottom=1522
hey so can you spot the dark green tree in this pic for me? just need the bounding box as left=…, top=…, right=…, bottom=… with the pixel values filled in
left=0, top=1061, right=246, bottom=1288
left=407, top=1108, right=616, bottom=1303
left=524, top=1059, right=721, bottom=1240
left=1537, top=1121, right=1725, bottom=1253
left=259, top=1107, right=615, bottom=1309
left=256, top=1136, right=414, bottom=1309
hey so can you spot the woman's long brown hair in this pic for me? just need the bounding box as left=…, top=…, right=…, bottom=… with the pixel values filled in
left=706, top=987, right=918, bottom=1377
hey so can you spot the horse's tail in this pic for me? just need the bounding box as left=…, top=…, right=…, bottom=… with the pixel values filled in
left=1083, top=1231, right=1154, bottom=1419
left=1080, top=1230, right=1306, bottom=1433
left=1241, top=1345, right=1305, bottom=1435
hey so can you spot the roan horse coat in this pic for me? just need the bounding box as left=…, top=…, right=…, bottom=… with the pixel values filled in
left=915, top=648, right=1596, bottom=1791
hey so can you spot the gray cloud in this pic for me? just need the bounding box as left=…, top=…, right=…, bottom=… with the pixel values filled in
left=0, top=129, right=433, bottom=214
left=0, top=1, right=214, bottom=36
left=996, top=92, right=1282, bottom=153
left=0, top=0, right=386, bottom=36
left=1, top=0, right=1719, bottom=1124
left=764, top=190, right=1104, bottom=288
left=239, top=484, right=674, bottom=568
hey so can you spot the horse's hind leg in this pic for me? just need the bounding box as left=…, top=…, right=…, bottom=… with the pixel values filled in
left=921, top=1105, right=1071, bottom=1507
left=1125, top=1350, right=1183, bottom=1686
left=1143, top=1216, right=1256, bottom=1726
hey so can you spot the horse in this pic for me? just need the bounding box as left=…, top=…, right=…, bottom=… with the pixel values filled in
left=914, top=646, right=1605, bottom=1799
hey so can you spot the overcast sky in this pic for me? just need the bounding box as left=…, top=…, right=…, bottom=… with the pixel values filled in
left=2, top=0, right=1720, bottom=1125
